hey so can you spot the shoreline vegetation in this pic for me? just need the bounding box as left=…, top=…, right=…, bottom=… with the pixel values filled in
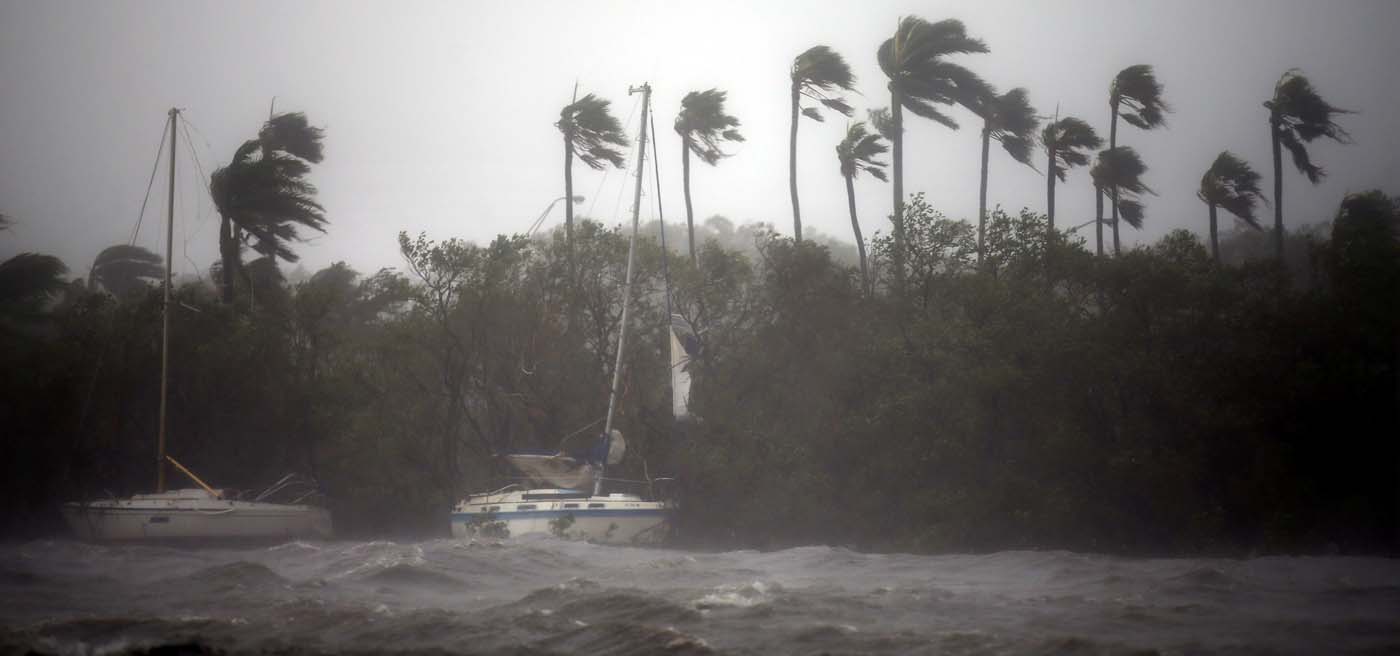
left=3, top=198, right=1397, bottom=556
left=2, top=14, right=1395, bottom=555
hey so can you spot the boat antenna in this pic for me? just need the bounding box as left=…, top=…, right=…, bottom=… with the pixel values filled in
left=596, top=82, right=650, bottom=497
left=157, top=107, right=178, bottom=493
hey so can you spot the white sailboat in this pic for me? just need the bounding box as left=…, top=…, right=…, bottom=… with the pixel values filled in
left=451, top=84, right=674, bottom=545
left=62, top=108, right=332, bottom=542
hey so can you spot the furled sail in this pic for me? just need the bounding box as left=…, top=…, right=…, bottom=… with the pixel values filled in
left=669, top=314, right=701, bottom=420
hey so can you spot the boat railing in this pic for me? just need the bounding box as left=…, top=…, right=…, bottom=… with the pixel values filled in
left=252, top=473, right=326, bottom=505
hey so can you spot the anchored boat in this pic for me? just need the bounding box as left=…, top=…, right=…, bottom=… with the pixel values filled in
left=452, top=83, right=679, bottom=545
left=63, top=109, right=332, bottom=542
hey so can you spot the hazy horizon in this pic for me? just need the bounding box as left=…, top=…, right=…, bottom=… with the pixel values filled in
left=2, top=0, right=1398, bottom=280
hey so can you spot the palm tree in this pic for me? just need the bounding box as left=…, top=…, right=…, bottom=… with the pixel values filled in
left=1197, top=151, right=1266, bottom=263
left=675, top=89, right=744, bottom=263
left=89, top=244, right=163, bottom=298
left=1090, top=147, right=1152, bottom=257
left=790, top=45, right=856, bottom=242
left=557, top=93, right=629, bottom=251
left=1041, top=116, right=1102, bottom=238
left=972, top=87, right=1039, bottom=264
left=210, top=112, right=326, bottom=304
left=877, top=16, right=990, bottom=285
left=0, top=252, right=68, bottom=328
left=1107, top=65, right=1168, bottom=255
left=1264, top=69, right=1352, bottom=259
left=836, top=121, right=889, bottom=289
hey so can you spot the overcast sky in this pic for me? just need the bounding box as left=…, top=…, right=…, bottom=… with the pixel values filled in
left=2, top=0, right=1398, bottom=280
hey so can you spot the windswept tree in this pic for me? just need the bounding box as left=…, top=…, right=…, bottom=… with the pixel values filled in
left=972, top=87, right=1039, bottom=264
left=1040, top=116, right=1102, bottom=238
left=789, top=45, right=856, bottom=242
left=836, top=121, right=889, bottom=288
left=1090, top=147, right=1152, bottom=257
left=1265, top=69, right=1352, bottom=259
left=676, top=89, right=744, bottom=264
left=877, top=16, right=990, bottom=285
left=0, top=252, right=68, bottom=331
left=210, top=112, right=327, bottom=304
left=1107, top=65, right=1168, bottom=254
left=88, top=244, right=163, bottom=298
left=1198, top=151, right=1266, bottom=263
left=557, top=93, right=629, bottom=251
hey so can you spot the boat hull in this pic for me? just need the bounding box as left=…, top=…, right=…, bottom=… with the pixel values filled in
left=451, top=489, right=669, bottom=545
left=62, top=491, right=332, bottom=542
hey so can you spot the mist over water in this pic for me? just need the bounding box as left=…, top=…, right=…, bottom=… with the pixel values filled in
left=3, top=538, right=1398, bottom=655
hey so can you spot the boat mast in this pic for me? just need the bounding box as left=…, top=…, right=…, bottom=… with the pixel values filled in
left=596, top=83, right=650, bottom=496
left=156, top=108, right=177, bottom=493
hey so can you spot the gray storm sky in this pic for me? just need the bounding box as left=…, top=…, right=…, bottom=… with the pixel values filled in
left=2, top=0, right=1398, bottom=280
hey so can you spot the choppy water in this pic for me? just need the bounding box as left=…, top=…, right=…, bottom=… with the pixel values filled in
left=2, top=538, right=1398, bottom=655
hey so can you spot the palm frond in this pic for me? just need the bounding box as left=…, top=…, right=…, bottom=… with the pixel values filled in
left=1117, top=199, right=1145, bottom=229
left=1041, top=115, right=1103, bottom=182
left=559, top=93, right=630, bottom=170
left=676, top=89, right=744, bottom=166
left=1092, top=146, right=1153, bottom=196
left=837, top=122, right=889, bottom=181
left=0, top=252, right=68, bottom=308
left=793, top=46, right=856, bottom=120
left=1198, top=151, right=1266, bottom=228
left=1111, top=65, right=1169, bottom=130
left=802, top=107, right=824, bottom=122
left=867, top=107, right=899, bottom=140
left=259, top=112, right=325, bottom=163
left=1268, top=70, right=1352, bottom=183
left=977, top=87, right=1040, bottom=167
left=91, top=244, right=163, bottom=296
left=1278, top=128, right=1324, bottom=183
left=879, top=16, right=990, bottom=133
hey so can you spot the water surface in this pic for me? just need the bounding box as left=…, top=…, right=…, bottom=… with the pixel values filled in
left=2, top=538, right=1398, bottom=654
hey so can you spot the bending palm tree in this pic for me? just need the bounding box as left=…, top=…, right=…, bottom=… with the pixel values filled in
left=1108, top=65, right=1168, bottom=255
left=1198, top=151, right=1266, bottom=263
left=675, top=89, right=744, bottom=263
left=557, top=93, right=629, bottom=250
left=1264, top=69, right=1352, bottom=259
left=972, top=87, right=1039, bottom=264
left=210, top=112, right=326, bottom=304
left=790, top=45, right=856, bottom=242
left=1041, top=116, right=1102, bottom=238
left=1090, top=147, right=1152, bottom=257
left=836, top=121, right=889, bottom=289
left=89, top=244, right=163, bottom=298
left=877, top=16, right=990, bottom=285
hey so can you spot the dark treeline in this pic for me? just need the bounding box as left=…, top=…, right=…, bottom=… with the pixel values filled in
left=3, top=190, right=1397, bottom=555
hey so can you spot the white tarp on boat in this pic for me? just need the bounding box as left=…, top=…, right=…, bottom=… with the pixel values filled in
left=670, top=314, right=700, bottom=420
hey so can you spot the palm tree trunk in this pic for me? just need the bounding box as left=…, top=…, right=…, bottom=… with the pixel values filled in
left=1271, top=110, right=1284, bottom=260
left=681, top=137, right=696, bottom=265
left=789, top=85, right=802, bottom=242
left=891, top=92, right=905, bottom=291
left=1046, top=147, right=1056, bottom=234
left=564, top=136, right=575, bottom=247
left=219, top=214, right=236, bottom=303
left=1209, top=202, right=1219, bottom=264
left=978, top=123, right=990, bottom=267
left=1095, top=186, right=1104, bottom=257
left=846, top=172, right=867, bottom=292
left=1109, top=102, right=1120, bottom=257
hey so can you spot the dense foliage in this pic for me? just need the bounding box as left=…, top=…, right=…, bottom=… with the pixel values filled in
left=3, top=191, right=1396, bottom=555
